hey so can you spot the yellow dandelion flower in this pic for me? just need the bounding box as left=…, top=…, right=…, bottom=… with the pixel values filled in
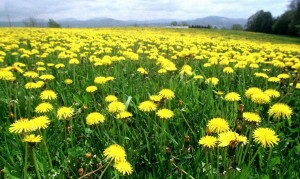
left=94, top=76, right=107, bottom=84
left=31, top=116, right=51, bottom=130
left=218, top=131, right=247, bottom=147
left=243, top=112, right=261, bottom=123
left=113, top=160, right=133, bottom=175
left=40, top=90, right=57, bottom=100
left=205, top=77, right=219, bottom=86
left=39, top=74, right=55, bottom=80
left=254, top=72, right=269, bottom=79
left=207, top=118, right=230, bottom=134
left=35, top=102, right=53, bottom=113
left=156, top=108, right=174, bottom=119
left=86, top=112, right=105, bottom=125
left=158, top=69, right=167, bottom=74
left=198, top=136, right=217, bottom=149
left=23, top=71, right=39, bottom=78
left=277, top=73, right=290, bottom=79
left=107, top=101, right=126, bottom=113
left=223, top=67, right=234, bottom=74
left=245, top=87, right=263, bottom=98
left=55, top=63, right=65, bottom=69
left=193, top=75, right=204, bottom=79
left=253, top=128, right=279, bottom=148
left=296, top=83, right=300, bottom=89
left=86, top=85, right=98, bottom=93
left=25, top=82, right=40, bottom=89
left=264, top=89, right=280, bottom=98
left=64, top=79, right=73, bottom=85
left=149, top=95, right=162, bottom=102
left=251, top=92, right=270, bottom=104
left=268, top=77, right=280, bottom=83
left=22, top=134, right=42, bottom=143
left=224, top=92, right=241, bottom=102
left=57, top=106, right=74, bottom=120
left=9, top=118, right=33, bottom=133
left=103, top=144, right=126, bottom=162
left=116, top=111, right=133, bottom=119
left=158, top=89, right=175, bottom=100
left=69, top=58, right=79, bottom=64
left=138, top=101, right=157, bottom=112
left=137, top=67, right=148, bottom=75
left=105, top=95, right=118, bottom=102
left=268, top=103, right=292, bottom=120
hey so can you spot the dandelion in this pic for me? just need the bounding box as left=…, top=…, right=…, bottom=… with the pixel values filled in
left=218, top=131, right=247, bottom=147
left=193, top=75, right=204, bottom=79
left=69, top=58, right=79, bottom=64
left=40, top=90, right=57, bottom=100
left=149, top=95, right=162, bottom=102
left=39, top=74, right=55, bottom=80
left=207, top=118, right=230, bottom=134
left=264, top=89, right=280, bottom=98
left=57, top=106, right=74, bottom=120
left=245, top=87, right=263, bottom=98
left=116, top=111, right=133, bottom=119
left=22, top=134, right=42, bottom=143
left=277, top=73, right=290, bottom=79
left=268, top=103, right=292, bottom=120
left=55, top=63, right=65, bottom=69
left=9, top=118, right=33, bottom=133
left=107, top=101, right=126, bottom=113
left=243, top=112, right=261, bottom=123
left=113, top=160, right=133, bottom=175
left=268, top=77, right=280, bottom=83
left=198, top=136, right=217, bottom=149
left=25, top=82, right=39, bottom=89
left=94, top=76, right=107, bottom=84
left=205, top=77, right=219, bottom=86
left=251, top=92, right=270, bottom=104
left=86, top=112, right=105, bottom=125
left=35, top=102, right=53, bottom=113
left=31, top=116, right=51, bottom=130
left=64, top=79, right=73, bottom=85
left=23, top=71, right=39, bottom=78
left=103, top=144, right=126, bottom=162
left=224, top=92, right=241, bottom=102
left=223, top=67, right=234, bottom=74
left=86, top=85, right=98, bottom=93
left=253, top=127, right=279, bottom=148
left=156, top=108, right=174, bottom=119
left=158, top=89, right=175, bottom=100
left=254, top=72, right=269, bottom=79
left=105, top=95, right=118, bottom=102
left=138, top=101, right=157, bottom=112
left=137, top=67, right=148, bottom=75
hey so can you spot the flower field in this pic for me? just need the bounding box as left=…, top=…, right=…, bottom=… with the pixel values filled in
left=0, top=27, right=300, bottom=178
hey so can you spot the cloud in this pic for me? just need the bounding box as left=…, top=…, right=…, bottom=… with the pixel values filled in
left=0, top=0, right=290, bottom=21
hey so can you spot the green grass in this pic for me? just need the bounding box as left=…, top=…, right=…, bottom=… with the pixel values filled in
left=0, top=27, right=300, bottom=178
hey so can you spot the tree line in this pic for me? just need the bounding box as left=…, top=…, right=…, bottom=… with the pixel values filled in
left=246, top=0, right=300, bottom=36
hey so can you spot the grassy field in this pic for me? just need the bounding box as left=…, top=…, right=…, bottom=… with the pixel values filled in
left=0, top=27, right=300, bottom=178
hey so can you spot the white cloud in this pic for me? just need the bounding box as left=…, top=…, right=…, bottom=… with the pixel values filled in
left=0, top=0, right=290, bottom=21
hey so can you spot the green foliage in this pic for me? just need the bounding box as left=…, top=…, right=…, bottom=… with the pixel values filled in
left=246, top=10, right=273, bottom=33
left=48, top=19, right=61, bottom=28
left=231, top=24, right=244, bottom=31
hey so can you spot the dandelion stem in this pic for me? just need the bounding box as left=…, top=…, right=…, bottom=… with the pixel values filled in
left=247, top=147, right=260, bottom=169
left=39, top=130, right=53, bottom=169
left=180, top=110, right=195, bottom=135
left=172, top=162, right=195, bottom=179
left=78, top=165, right=104, bottom=179
left=23, top=143, right=28, bottom=178
left=31, top=147, right=42, bottom=179
left=99, top=159, right=113, bottom=179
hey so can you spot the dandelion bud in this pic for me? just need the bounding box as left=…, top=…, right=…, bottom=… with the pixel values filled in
left=205, top=127, right=211, bottom=135
left=166, top=147, right=171, bottom=159
left=78, top=168, right=84, bottom=176
left=238, top=104, right=244, bottom=112
left=85, top=152, right=92, bottom=159
left=178, top=100, right=183, bottom=107
left=1, top=169, right=4, bottom=174
left=236, top=123, right=242, bottom=133
left=8, top=112, right=14, bottom=119
left=184, top=135, right=190, bottom=149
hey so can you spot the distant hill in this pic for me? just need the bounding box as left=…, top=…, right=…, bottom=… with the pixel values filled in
left=0, top=16, right=247, bottom=28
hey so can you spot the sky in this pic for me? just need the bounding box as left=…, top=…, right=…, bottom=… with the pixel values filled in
left=0, top=0, right=291, bottom=21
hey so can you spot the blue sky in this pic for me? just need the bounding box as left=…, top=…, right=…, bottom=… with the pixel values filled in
left=0, top=0, right=290, bottom=21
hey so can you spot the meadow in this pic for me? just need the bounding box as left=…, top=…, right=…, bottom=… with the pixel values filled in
left=0, top=27, right=300, bottom=178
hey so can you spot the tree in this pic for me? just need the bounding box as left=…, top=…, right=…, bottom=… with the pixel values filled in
left=272, top=11, right=294, bottom=35
left=231, top=24, right=243, bottom=31
left=181, top=21, right=189, bottom=26
left=246, top=10, right=273, bottom=33
left=23, top=17, right=38, bottom=27
left=170, top=21, right=178, bottom=26
left=48, top=19, right=61, bottom=28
